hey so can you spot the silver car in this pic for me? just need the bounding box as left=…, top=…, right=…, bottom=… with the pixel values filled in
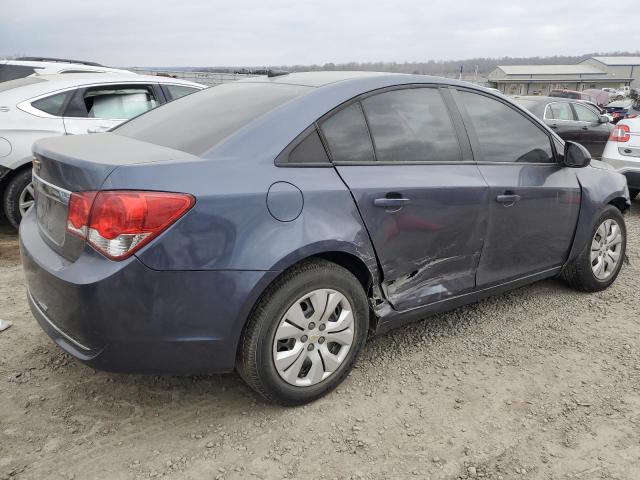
left=0, top=73, right=205, bottom=228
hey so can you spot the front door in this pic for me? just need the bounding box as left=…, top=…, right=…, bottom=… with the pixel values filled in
left=319, top=87, right=489, bottom=311
left=454, top=89, right=581, bottom=287
left=572, top=102, right=611, bottom=158
left=62, top=83, right=160, bottom=135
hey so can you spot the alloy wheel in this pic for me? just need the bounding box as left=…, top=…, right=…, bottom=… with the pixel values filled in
left=590, top=219, right=623, bottom=280
left=272, top=289, right=355, bottom=387
left=19, top=182, right=35, bottom=217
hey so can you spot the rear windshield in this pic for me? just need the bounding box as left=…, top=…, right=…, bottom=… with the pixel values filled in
left=0, top=75, right=44, bottom=92
left=114, top=82, right=310, bottom=155
left=0, top=64, right=36, bottom=83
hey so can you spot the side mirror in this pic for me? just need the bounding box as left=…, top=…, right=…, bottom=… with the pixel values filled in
left=563, top=141, right=591, bottom=168
left=599, top=115, right=610, bottom=123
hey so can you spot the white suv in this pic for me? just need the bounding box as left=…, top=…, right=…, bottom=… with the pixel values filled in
left=602, top=118, right=640, bottom=199
left=0, top=73, right=205, bottom=228
left=0, top=57, right=131, bottom=83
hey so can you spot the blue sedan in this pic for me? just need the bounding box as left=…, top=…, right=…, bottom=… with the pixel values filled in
left=20, top=72, right=630, bottom=405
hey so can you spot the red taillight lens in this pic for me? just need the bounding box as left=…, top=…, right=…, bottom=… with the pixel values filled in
left=66, top=190, right=195, bottom=260
left=610, top=124, right=631, bottom=142
left=67, top=191, right=97, bottom=237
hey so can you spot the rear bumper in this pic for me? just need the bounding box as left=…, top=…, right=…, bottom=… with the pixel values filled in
left=602, top=155, right=640, bottom=188
left=19, top=209, right=278, bottom=374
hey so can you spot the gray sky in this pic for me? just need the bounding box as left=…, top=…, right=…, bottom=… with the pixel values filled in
left=1, top=0, right=638, bottom=66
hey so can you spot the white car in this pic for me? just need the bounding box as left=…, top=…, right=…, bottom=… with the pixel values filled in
left=0, top=57, right=131, bottom=83
left=0, top=73, right=206, bottom=228
left=602, top=117, right=640, bottom=199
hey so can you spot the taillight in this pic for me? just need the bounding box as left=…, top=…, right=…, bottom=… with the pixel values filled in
left=610, top=124, right=631, bottom=142
left=66, top=190, right=195, bottom=260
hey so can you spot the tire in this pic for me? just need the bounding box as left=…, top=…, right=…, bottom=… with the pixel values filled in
left=237, top=259, right=369, bottom=406
left=561, top=205, right=626, bottom=292
left=3, top=169, right=34, bottom=230
left=630, top=188, right=639, bottom=200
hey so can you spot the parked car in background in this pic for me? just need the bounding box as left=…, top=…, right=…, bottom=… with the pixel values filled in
left=0, top=57, right=131, bottom=83
left=512, top=96, right=613, bottom=158
left=20, top=72, right=629, bottom=405
left=0, top=73, right=205, bottom=228
left=602, top=117, right=640, bottom=199
left=582, top=89, right=611, bottom=107
left=605, top=99, right=635, bottom=124
left=549, top=89, right=596, bottom=103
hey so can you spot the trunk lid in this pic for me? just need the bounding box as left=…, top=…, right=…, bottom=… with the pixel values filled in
left=32, top=133, right=199, bottom=261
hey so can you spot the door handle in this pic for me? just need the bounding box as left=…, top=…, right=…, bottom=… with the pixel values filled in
left=496, top=193, right=521, bottom=205
left=374, top=197, right=410, bottom=208
left=581, top=126, right=589, bottom=130
left=549, top=124, right=558, bottom=129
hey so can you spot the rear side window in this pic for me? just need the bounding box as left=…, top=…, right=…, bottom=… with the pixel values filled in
left=65, top=84, right=158, bottom=119
left=0, top=65, right=36, bottom=82
left=459, top=91, right=554, bottom=164
left=361, top=88, right=461, bottom=162
left=115, top=82, right=309, bottom=155
left=31, top=92, right=68, bottom=116
left=545, top=102, right=574, bottom=121
left=164, top=84, right=201, bottom=101
left=320, top=103, right=374, bottom=163
left=277, top=129, right=330, bottom=165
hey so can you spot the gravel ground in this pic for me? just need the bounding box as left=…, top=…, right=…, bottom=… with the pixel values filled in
left=1, top=201, right=639, bottom=480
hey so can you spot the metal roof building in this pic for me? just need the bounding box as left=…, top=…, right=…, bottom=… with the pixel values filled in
left=488, top=57, right=636, bottom=96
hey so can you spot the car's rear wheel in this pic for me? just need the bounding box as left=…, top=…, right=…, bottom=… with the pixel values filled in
left=3, top=170, right=34, bottom=229
left=629, top=188, right=639, bottom=200
left=237, top=260, right=369, bottom=405
left=561, top=205, right=626, bottom=292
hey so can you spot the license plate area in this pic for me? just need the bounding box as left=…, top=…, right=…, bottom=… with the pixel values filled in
left=34, top=172, right=71, bottom=247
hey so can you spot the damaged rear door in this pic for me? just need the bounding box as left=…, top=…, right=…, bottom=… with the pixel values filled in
left=319, top=86, right=489, bottom=311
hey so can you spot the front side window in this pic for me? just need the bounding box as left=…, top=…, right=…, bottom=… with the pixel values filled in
left=361, top=88, right=461, bottom=162
left=459, top=90, right=554, bottom=164
left=31, top=92, right=68, bottom=116
left=573, top=103, right=600, bottom=123
left=65, top=84, right=158, bottom=119
left=320, top=103, right=375, bottom=163
left=545, top=102, right=574, bottom=121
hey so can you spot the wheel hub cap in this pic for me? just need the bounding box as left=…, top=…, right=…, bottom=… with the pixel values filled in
left=19, top=182, right=35, bottom=217
left=272, top=289, right=355, bottom=387
left=590, top=219, right=623, bottom=280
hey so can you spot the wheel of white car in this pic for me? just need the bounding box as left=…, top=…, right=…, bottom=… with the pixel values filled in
left=237, top=259, right=369, bottom=405
left=3, top=169, right=34, bottom=229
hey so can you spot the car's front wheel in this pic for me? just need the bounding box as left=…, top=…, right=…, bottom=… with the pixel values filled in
left=562, top=205, right=626, bottom=292
left=630, top=188, right=639, bottom=200
left=3, top=170, right=34, bottom=229
left=237, top=260, right=369, bottom=405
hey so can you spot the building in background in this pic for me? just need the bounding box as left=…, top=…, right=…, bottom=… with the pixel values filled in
left=580, top=57, right=640, bottom=89
left=488, top=57, right=638, bottom=95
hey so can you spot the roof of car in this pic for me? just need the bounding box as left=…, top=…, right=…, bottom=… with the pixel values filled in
left=239, top=71, right=407, bottom=88
left=512, top=96, right=572, bottom=103
left=0, top=72, right=205, bottom=99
